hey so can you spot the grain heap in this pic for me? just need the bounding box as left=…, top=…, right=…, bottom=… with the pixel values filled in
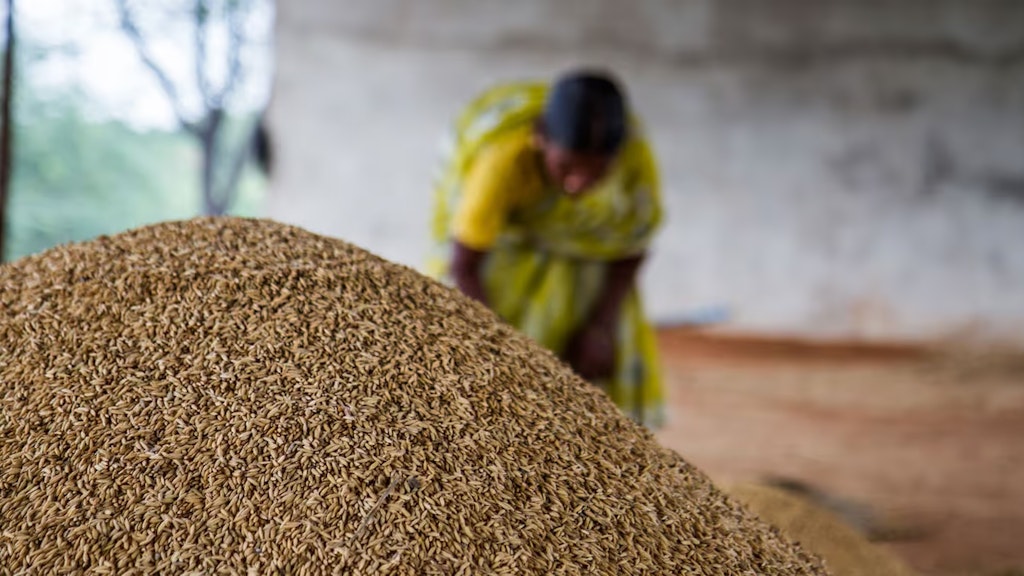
left=0, top=218, right=828, bottom=574
left=729, top=483, right=916, bottom=576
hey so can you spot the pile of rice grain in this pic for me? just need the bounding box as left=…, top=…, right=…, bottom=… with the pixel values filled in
left=0, top=218, right=828, bottom=574
left=729, top=483, right=916, bottom=576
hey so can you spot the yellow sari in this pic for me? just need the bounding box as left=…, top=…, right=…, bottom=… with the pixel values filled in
left=427, top=82, right=666, bottom=428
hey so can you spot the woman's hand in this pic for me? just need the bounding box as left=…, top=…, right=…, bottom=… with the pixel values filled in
left=451, top=242, right=489, bottom=305
left=565, top=319, right=616, bottom=381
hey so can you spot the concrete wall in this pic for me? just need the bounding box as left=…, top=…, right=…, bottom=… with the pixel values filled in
left=265, top=0, right=1024, bottom=345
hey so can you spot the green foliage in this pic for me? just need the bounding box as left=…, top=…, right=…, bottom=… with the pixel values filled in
left=0, top=0, right=273, bottom=262
left=4, top=95, right=266, bottom=261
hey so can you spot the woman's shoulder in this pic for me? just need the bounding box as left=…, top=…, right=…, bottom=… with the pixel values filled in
left=454, top=82, right=547, bottom=147
left=462, top=127, right=546, bottom=207
left=459, top=82, right=548, bottom=129
left=475, top=126, right=539, bottom=174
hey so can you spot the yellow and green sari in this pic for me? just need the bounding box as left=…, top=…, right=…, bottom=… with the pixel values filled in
left=427, top=82, right=666, bottom=428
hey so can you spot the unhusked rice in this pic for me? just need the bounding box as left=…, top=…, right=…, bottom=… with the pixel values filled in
left=0, top=218, right=828, bottom=574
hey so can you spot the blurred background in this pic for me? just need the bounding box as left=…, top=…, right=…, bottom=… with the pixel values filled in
left=2, top=1, right=1022, bottom=575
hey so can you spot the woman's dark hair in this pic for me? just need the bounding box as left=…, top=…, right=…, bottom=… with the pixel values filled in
left=540, top=70, right=628, bottom=155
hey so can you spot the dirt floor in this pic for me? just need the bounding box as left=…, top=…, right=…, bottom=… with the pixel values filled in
left=653, top=329, right=1024, bottom=576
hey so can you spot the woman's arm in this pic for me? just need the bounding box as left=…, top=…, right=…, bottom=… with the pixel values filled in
left=590, top=253, right=644, bottom=329
left=451, top=241, right=489, bottom=305
left=587, top=137, right=661, bottom=331
left=566, top=253, right=645, bottom=380
left=448, top=136, right=530, bottom=307
left=568, top=138, right=662, bottom=381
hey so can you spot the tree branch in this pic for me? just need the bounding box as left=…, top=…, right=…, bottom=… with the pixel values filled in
left=115, top=0, right=199, bottom=136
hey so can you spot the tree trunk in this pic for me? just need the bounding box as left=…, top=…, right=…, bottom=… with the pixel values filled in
left=199, top=109, right=222, bottom=216
left=0, top=0, right=15, bottom=262
left=216, top=118, right=262, bottom=212
left=198, top=108, right=258, bottom=217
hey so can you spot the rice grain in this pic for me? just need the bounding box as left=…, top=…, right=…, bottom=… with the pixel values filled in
left=0, top=218, right=828, bottom=575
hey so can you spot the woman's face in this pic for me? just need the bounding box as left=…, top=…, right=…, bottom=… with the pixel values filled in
left=537, top=138, right=617, bottom=196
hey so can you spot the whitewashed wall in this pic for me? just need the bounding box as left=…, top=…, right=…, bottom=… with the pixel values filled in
left=266, top=0, right=1024, bottom=345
